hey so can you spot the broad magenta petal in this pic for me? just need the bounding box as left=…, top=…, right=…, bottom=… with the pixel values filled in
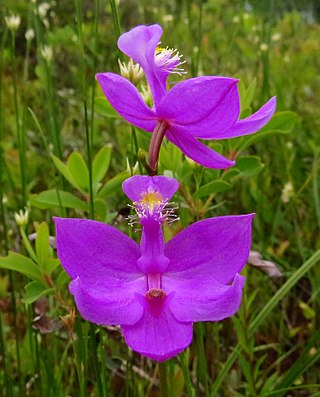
left=163, top=273, right=245, bottom=322
left=158, top=76, right=240, bottom=137
left=122, top=175, right=179, bottom=202
left=96, top=73, right=157, bottom=132
left=213, top=97, right=277, bottom=139
left=166, top=128, right=235, bottom=169
left=54, top=217, right=142, bottom=282
left=122, top=304, right=193, bottom=361
left=165, top=214, right=254, bottom=284
left=70, top=276, right=145, bottom=326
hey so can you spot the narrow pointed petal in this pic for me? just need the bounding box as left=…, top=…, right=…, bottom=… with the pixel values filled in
left=54, top=217, right=142, bottom=282
left=165, top=214, right=254, bottom=284
left=96, top=72, right=157, bottom=131
left=166, top=128, right=235, bottom=169
left=70, top=276, right=145, bottom=326
left=157, top=76, right=240, bottom=137
left=163, top=273, right=245, bottom=322
left=122, top=175, right=179, bottom=202
left=117, top=24, right=167, bottom=106
left=122, top=303, right=193, bottom=361
left=138, top=218, right=169, bottom=273
left=214, top=97, right=277, bottom=139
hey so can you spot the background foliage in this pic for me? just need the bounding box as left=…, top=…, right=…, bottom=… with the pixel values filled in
left=0, top=0, right=319, bottom=396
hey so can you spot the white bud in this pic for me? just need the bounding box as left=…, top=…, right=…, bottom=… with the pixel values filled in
left=25, top=29, right=35, bottom=41
left=232, top=16, right=240, bottom=23
left=260, top=43, right=268, bottom=52
left=281, top=182, right=294, bottom=203
left=271, top=33, right=281, bottom=42
left=5, top=15, right=21, bottom=31
left=14, top=208, right=29, bottom=227
left=38, top=2, right=51, bottom=19
left=41, top=45, right=53, bottom=62
left=118, top=58, right=144, bottom=85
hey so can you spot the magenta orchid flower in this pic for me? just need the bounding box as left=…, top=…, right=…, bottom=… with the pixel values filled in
left=96, top=24, right=276, bottom=170
left=54, top=175, right=254, bottom=361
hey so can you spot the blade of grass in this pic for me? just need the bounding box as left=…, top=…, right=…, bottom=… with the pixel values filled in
left=210, top=248, right=320, bottom=396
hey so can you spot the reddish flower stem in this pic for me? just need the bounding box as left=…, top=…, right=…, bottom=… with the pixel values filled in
left=148, top=121, right=168, bottom=175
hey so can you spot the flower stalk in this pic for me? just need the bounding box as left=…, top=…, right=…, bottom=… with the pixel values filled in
left=148, top=121, right=168, bottom=175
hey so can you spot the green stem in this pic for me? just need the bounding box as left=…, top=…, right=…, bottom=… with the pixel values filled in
left=109, top=0, right=123, bottom=59
left=159, top=361, right=168, bottom=397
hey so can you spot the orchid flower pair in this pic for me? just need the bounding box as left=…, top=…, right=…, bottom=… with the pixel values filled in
left=97, top=24, right=276, bottom=171
left=55, top=175, right=254, bottom=361
left=54, top=23, right=275, bottom=362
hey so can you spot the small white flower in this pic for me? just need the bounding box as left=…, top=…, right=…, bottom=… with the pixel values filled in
left=163, top=14, right=173, bottom=24
left=25, top=28, right=35, bottom=41
left=271, top=33, right=281, bottom=42
left=260, top=43, right=268, bottom=52
left=38, top=2, right=51, bottom=19
left=232, top=16, right=240, bottom=23
left=41, top=45, right=53, bottom=62
left=14, top=208, right=29, bottom=227
left=5, top=14, right=21, bottom=31
left=281, top=182, right=294, bottom=203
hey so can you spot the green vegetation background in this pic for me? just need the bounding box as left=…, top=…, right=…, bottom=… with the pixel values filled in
left=0, top=0, right=319, bottom=396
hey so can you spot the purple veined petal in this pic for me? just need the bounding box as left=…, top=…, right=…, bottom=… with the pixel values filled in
left=157, top=76, right=240, bottom=137
left=122, top=175, right=179, bottom=202
left=117, top=24, right=167, bottom=107
left=122, top=299, right=193, bottom=362
left=213, top=96, right=277, bottom=139
left=166, top=128, right=235, bottom=169
left=96, top=72, right=157, bottom=132
left=138, top=218, right=170, bottom=273
left=164, top=214, right=254, bottom=284
left=70, top=276, right=145, bottom=326
left=163, top=273, right=245, bottom=322
left=54, top=217, right=142, bottom=282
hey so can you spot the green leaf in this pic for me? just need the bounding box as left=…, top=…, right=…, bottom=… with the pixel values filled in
left=236, top=155, right=264, bottom=177
left=95, top=97, right=120, bottom=118
left=221, top=168, right=240, bottom=181
left=97, top=170, right=130, bottom=199
left=42, top=258, right=60, bottom=276
left=239, top=111, right=297, bottom=151
left=93, top=198, right=107, bottom=221
left=67, top=152, right=89, bottom=192
left=239, top=78, right=257, bottom=112
left=55, top=269, right=70, bottom=289
left=22, top=281, right=54, bottom=304
left=92, top=145, right=112, bottom=185
left=51, top=154, right=81, bottom=190
left=0, top=252, right=43, bottom=282
left=36, top=222, right=50, bottom=266
left=30, top=190, right=87, bottom=211
left=193, top=180, right=232, bottom=198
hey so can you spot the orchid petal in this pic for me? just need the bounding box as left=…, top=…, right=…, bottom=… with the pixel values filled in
left=118, top=24, right=167, bottom=106
left=96, top=73, right=157, bottom=132
left=54, top=217, right=142, bottom=282
left=165, top=214, right=254, bottom=284
left=122, top=302, right=192, bottom=362
left=213, top=97, right=277, bottom=139
left=70, top=276, right=145, bottom=326
left=122, top=175, right=179, bottom=202
left=158, top=76, right=240, bottom=137
left=164, top=273, right=245, bottom=322
left=166, top=128, right=235, bottom=169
